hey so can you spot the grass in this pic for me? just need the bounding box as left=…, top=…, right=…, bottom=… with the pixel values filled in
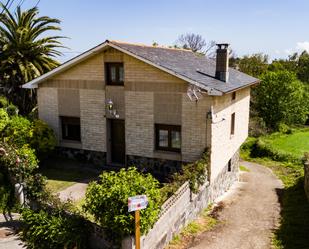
left=39, top=158, right=99, bottom=193
left=166, top=205, right=218, bottom=249
left=239, top=165, right=250, bottom=172
left=241, top=135, right=309, bottom=249
left=263, top=130, right=309, bottom=158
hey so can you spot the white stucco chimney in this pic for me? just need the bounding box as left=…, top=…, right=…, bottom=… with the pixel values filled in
left=215, top=43, right=229, bottom=82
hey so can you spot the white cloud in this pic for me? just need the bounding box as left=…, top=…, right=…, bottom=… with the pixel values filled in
left=296, top=41, right=309, bottom=52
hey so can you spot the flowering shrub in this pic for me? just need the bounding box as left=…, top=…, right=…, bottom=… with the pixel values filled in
left=0, top=142, right=46, bottom=204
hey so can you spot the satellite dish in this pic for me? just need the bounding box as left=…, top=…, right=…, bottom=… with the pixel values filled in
left=187, top=85, right=203, bottom=101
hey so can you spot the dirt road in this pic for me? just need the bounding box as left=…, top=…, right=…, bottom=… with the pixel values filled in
left=190, top=161, right=283, bottom=249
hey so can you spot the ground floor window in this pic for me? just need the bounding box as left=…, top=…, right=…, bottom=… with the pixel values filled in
left=60, top=116, right=81, bottom=141
left=155, top=124, right=181, bottom=152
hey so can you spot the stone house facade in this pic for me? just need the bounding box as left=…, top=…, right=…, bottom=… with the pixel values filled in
left=23, top=40, right=258, bottom=182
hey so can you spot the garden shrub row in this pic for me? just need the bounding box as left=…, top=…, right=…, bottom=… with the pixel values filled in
left=242, top=136, right=302, bottom=164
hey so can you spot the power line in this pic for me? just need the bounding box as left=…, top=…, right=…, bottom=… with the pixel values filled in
left=1, top=0, right=12, bottom=14
left=35, top=0, right=40, bottom=7
left=14, top=0, right=25, bottom=11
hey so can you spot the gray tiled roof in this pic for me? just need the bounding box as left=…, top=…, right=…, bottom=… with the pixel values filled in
left=111, top=41, right=259, bottom=94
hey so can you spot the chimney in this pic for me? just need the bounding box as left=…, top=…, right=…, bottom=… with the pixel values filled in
left=215, top=43, right=229, bottom=82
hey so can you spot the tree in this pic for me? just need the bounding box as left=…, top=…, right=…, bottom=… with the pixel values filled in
left=177, top=33, right=216, bottom=56
left=233, top=53, right=269, bottom=78
left=297, top=51, right=309, bottom=84
left=253, top=71, right=308, bottom=129
left=0, top=3, right=64, bottom=114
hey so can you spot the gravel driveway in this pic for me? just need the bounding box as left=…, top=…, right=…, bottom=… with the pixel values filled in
left=190, top=161, right=283, bottom=249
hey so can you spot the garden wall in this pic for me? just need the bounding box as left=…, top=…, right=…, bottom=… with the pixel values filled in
left=122, top=150, right=239, bottom=249
left=304, top=160, right=309, bottom=200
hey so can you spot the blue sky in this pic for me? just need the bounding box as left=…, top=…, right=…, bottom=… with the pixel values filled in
left=9, top=0, right=309, bottom=62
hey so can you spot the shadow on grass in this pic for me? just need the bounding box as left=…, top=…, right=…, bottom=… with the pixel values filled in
left=39, top=157, right=100, bottom=184
left=274, top=177, right=309, bottom=249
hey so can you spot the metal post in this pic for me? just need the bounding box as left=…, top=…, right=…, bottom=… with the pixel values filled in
left=135, top=210, right=140, bottom=249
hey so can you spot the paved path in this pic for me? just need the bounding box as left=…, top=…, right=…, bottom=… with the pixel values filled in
left=190, top=161, right=283, bottom=249
left=58, top=181, right=88, bottom=202
left=0, top=214, right=25, bottom=249
left=58, top=178, right=93, bottom=202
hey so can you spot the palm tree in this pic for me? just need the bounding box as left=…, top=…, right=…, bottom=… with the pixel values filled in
left=0, top=3, right=64, bottom=113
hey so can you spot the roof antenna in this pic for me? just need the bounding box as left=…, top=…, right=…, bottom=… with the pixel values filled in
left=186, top=85, right=203, bottom=101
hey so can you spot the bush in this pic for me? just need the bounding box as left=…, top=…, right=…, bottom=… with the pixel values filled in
left=84, top=167, right=162, bottom=241
left=21, top=208, right=89, bottom=249
left=249, top=116, right=268, bottom=137
left=250, top=138, right=301, bottom=163
left=0, top=96, right=9, bottom=108
left=0, top=142, right=45, bottom=204
left=30, top=119, right=56, bottom=159
left=0, top=108, right=9, bottom=132
left=6, top=103, right=19, bottom=116
left=2, top=116, right=32, bottom=147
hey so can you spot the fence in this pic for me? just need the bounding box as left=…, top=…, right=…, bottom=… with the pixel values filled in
left=122, top=151, right=239, bottom=249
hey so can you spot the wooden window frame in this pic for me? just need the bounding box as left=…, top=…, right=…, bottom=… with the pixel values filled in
left=155, top=124, right=181, bottom=152
left=105, top=62, right=124, bottom=86
left=60, top=116, right=81, bottom=142
left=230, top=113, right=235, bottom=136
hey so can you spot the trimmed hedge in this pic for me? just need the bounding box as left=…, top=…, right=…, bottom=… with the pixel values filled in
left=244, top=137, right=302, bottom=164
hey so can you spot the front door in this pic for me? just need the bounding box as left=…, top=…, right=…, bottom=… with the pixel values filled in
left=111, top=119, right=125, bottom=165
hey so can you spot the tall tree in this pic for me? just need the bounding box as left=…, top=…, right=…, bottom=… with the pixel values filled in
left=232, top=53, right=269, bottom=78
left=177, top=33, right=216, bottom=56
left=0, top=3, right=64, bottom=114
left=253, top=71, right=308, bottom=129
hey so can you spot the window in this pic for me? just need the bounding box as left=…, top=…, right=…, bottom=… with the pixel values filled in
left=61, top=117, right=81, bottom=141
left=228, top=159, right=232, bottom=172
left=105, top=63, right=124, bottom=85
left=231, top=92, right=236, bottom=101
left=230, top=113, right=235, bottom=136
left=155, top=124, right=181, bottom=152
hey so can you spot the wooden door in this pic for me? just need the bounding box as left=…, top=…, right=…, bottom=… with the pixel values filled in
left=111, top=119, right=125, bottom=164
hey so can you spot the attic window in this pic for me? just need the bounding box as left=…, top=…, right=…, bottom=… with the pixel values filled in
left=105, top=63, right=124, bottom=85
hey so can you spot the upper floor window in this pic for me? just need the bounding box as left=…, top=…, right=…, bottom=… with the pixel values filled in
left=105, top=63, right=124, bottom=85
left=231, top=92, right=236, bottom=101
left=230, top=113, right=235, bottom=136
left=61, top=116, right=81, bottom=141
left=155, top=124, right=181, bottom=152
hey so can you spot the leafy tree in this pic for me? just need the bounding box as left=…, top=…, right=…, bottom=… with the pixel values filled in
left=84, top=167, right=162, bottom=241
left=297, top=51, right=309, bottom=84
left=253, top=71, right=309, bottom=129
left=0, top=3, right=64, bottom=114
left=177, top=33, right=216, bottom=56
left=234, top=53, right=269, bottom=78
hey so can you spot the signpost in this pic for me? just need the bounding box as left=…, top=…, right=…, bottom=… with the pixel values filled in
left=128, top=195, right=148, bottom=249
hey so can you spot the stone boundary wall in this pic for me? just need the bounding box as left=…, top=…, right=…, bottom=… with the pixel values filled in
left=122, top=150, right=239, bottom=249
left=305, top=160, right=309, bottom=200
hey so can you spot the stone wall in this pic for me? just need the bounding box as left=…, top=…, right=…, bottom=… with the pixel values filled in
left=122, top=150, right=239, bottom=249
left=305, top=160, right=309, bottom=200
left=127, top=155, right=182, bottom=181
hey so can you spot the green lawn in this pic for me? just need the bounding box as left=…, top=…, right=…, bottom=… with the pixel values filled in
left=39, top=158, right=100, bottom=193
left=263, top=130, right=309, bottom=158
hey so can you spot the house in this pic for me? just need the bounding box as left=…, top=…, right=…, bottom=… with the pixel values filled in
left=23, top=40, right=258, bottom=183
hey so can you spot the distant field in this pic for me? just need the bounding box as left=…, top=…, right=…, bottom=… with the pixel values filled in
left=264, top=130, right=309, bottom=158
